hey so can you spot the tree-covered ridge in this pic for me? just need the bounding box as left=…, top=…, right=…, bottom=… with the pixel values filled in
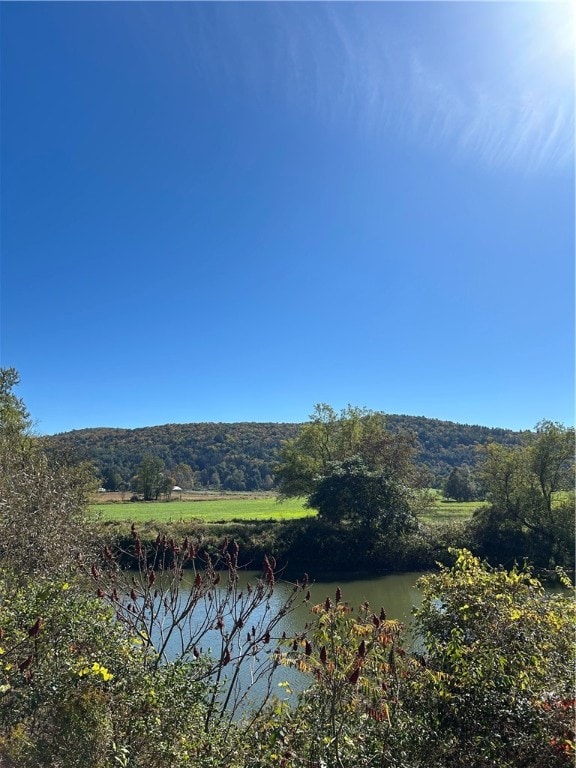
left=44, top=416, right=524, bottom=491
left=44, top=422, right=301, bottom=492
left=384, top=414, right=527, bottom=480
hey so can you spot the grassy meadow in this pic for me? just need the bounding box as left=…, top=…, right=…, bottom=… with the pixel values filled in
left=429, top=499, right=483, bottom=523
left=91, top=494, right=313, bottom=523
left=90, top=492, right=483, bottom=525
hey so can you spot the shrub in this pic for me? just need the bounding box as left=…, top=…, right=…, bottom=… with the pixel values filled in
left=410, top=550, right=576, bottom=767
left=245, top=550, right=575, bottom=768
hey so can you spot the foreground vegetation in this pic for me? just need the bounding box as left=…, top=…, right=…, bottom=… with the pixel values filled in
left=1, top=369, right=574, bottom=767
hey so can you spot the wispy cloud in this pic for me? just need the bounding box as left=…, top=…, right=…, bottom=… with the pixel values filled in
left=274, top=3, right=574, bottom=175
left=175, top=3, right=573, bottom=175
left=404, top=50, right=573, bottom=174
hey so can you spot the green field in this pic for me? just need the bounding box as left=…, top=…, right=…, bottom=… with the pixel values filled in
left=427, top=499, right=483, bottom=523
left=91, top=496, right=313, bottom=523
left=90, top=495, right=483, bottom=524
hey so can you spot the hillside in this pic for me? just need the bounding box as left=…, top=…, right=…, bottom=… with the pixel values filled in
left=384, top=414, right=527, bottom=482
left=43, top=416, right=525, bottom=492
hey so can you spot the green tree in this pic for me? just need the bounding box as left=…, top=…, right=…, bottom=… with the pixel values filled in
left=482, top=421, right=574, bottom=519
left=171, top=462, right=195, bottom=490
left=0, top=367, right=31, bottom=439
left=528, top=420, right=574, bottom=514
left=276, top=404, right=426, bottom=530
left=0, top=369, right=95, bottom=578
left=261, top=473, right=274, bottom=490
left=101, top=466, right=125, bottom=492
left=133, top=455, right=166, bottom=501
left=308, top=456, right=418, bottom=533
left=473, top=421, right=574, bottom=567
left=275, top=404, right=386, bottom=498
left=224, top=468, right=247, bottom=491
left=444, top=465, right=477, bottom=501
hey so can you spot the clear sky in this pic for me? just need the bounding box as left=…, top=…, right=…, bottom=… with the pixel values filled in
left=1, top=1, right=574, bottom=435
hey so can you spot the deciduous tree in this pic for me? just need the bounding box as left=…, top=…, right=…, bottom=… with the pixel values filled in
left=472, top=421, right=574, bottom=567
left=444, top=465, right=477, bottom=501
left=133, top=455, right=166, bottom=501
left=171, top=462, right=195, bottom=490
left=0, top=368, right=95, bottom=577
left=276, top=404, right=427, bottom=531
left=0, top=368, right=31, bottom=438
left=308, top=456, right=417, bottom=533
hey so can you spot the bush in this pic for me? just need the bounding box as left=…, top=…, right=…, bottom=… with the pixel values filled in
left=244, top=550, right=575, bottom=768
left=409, top=550, right=576, bottom=767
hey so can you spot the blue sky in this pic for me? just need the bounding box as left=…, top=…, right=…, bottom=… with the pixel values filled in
left=1, top=2, right=574, bottom=435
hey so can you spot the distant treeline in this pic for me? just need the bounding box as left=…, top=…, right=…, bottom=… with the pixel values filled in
left=44, top=416, right=525, bottom=493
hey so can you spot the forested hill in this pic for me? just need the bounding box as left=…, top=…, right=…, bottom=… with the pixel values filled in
left=43, top=416, right=525, bottom=492
left=384, top=415, right=526, bottom=482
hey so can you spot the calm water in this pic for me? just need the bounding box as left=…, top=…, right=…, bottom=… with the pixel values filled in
left=155, top=570, right=424, bottom=714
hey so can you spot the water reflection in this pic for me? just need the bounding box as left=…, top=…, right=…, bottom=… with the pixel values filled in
left=154, top=570, right=424, bottom=712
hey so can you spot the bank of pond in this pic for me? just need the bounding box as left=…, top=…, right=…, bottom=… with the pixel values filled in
left=95, top=512, right=574, bottom=580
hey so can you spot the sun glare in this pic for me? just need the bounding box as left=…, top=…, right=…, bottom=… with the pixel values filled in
left=553, top=4, right=575, bottom=56
left=538, top=2, right=575, bottom=72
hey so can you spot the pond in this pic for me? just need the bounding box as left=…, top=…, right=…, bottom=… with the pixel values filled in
left=150, top=570, right=425, bottom=715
